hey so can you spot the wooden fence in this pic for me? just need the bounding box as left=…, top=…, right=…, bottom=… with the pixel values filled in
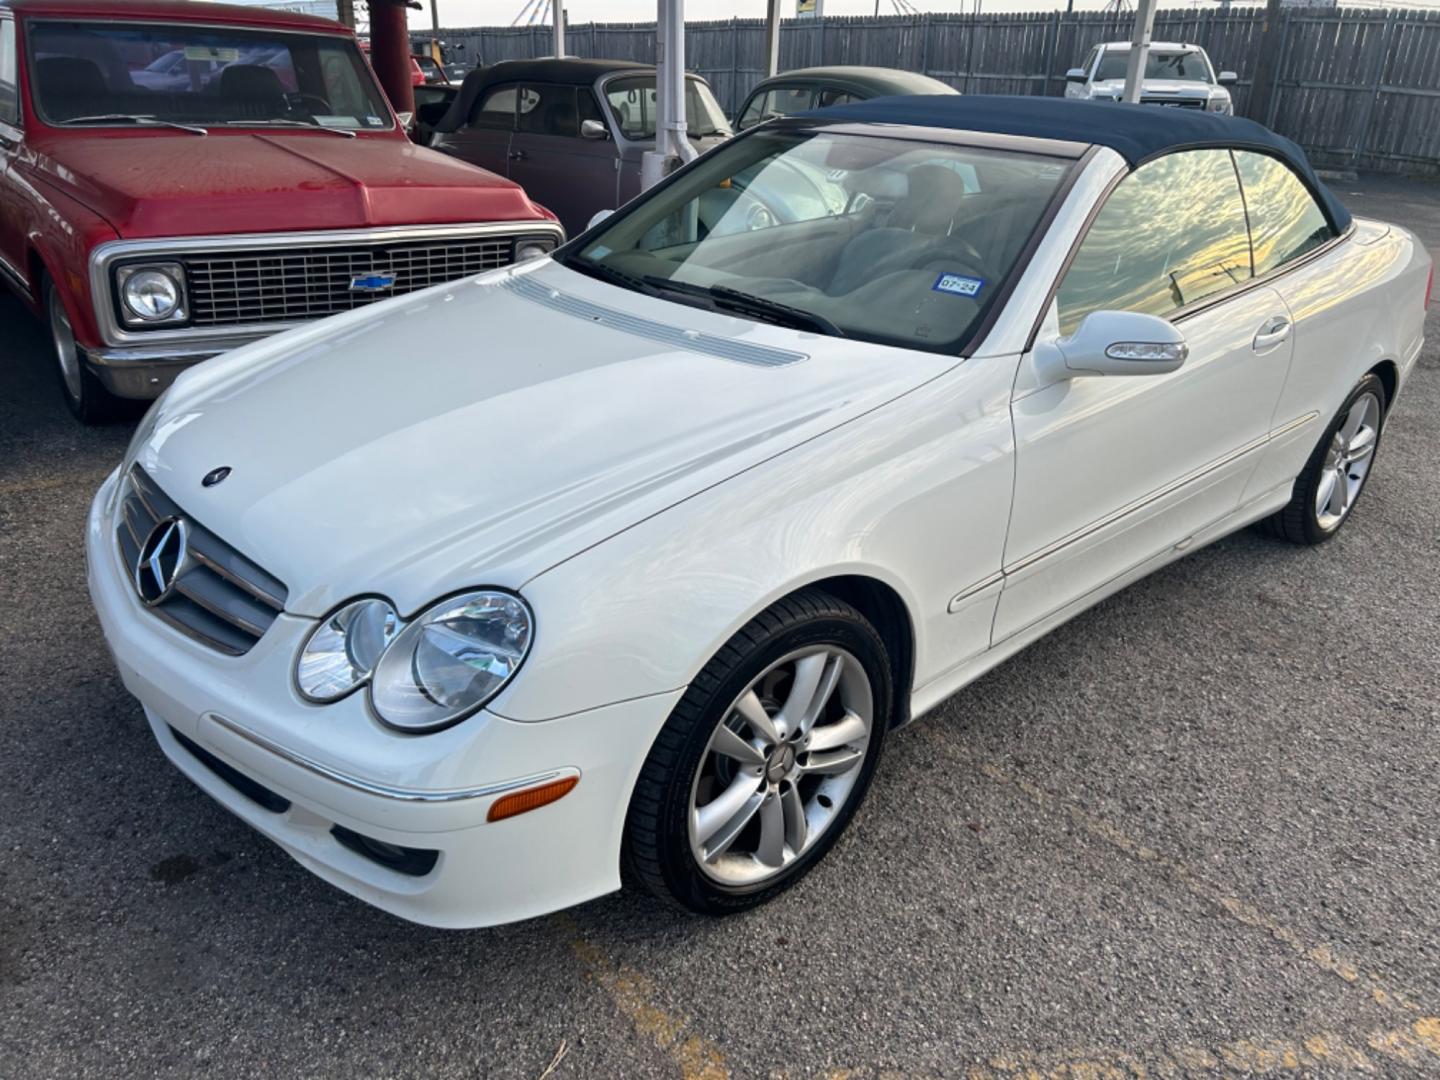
left=426, top=6, right=1440, bottom=175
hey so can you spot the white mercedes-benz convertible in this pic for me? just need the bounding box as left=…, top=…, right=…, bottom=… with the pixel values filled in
left=88, top=97, right=1430, bottom=927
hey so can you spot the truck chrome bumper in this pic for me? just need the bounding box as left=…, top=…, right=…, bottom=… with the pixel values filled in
left=85, top=334, right=271, bottom=399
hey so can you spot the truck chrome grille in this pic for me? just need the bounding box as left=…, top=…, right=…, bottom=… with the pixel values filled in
left=115, top=466, right=288, bottom=656
left=1140, top=96, right=1205, bottom=109
left=182, top=236, right=518, bottom=327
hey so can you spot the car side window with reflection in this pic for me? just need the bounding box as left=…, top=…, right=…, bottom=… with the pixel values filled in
left=0, top=19, right=19, bottom=126
left=516, top=83, right=578, bottom=137
left=1056, top=149, right=1253, bottom=337
left=471, top=85, right=518, bottom=129
left=816, top=89, right=858, bottom=108
left=1235, top=151, right=1335, bottom=276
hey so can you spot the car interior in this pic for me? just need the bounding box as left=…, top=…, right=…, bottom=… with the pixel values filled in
left=580, top=134, right=1070, bottom=354
left=28, top=25, right=384, bottom=126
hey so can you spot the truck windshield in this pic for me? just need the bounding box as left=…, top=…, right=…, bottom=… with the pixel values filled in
left=1095, top=49, right=1213, bottom=84
left=603, top=75, right=732, bottom=139
left=27, top=21, right=393, bottom=131
left=562, top=128, right=1071, bottom=356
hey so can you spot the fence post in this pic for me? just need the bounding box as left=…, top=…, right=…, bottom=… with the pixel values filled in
left=1351, top=12, right=1397, bottom=166
left=1264, top=9, right=1291, bottom=129
left=1042, top=9, right=1060, bottom=97
left=1248, top=0, right=1284, bottom=122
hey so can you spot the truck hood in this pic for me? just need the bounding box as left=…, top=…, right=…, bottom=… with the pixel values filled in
left=133, top=261, right=954, bottom=616
left=37, top=132, right=546, bottom=239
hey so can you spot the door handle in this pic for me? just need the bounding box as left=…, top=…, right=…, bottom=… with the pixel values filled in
left=1253, top=316, right=1291, bottom=351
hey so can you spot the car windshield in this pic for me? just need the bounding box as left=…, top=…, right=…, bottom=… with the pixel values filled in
left=562, top=128, right=1071, bottom=355
left=1096, top=48, right=1213, bottom=83
left=27, top=20, right=393, bottom=130
left=604, top=75, right=732, bottom=138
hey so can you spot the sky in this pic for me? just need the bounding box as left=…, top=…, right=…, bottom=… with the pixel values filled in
left=406, top=0, right=1440, bottom=28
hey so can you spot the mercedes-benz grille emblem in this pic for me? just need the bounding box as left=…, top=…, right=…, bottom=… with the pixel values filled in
left=134, top=517, right=191, bottom=605
left=202, top=466, right=231, bottom=487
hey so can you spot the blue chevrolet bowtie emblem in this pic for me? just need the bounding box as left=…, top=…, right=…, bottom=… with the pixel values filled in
left=351, top=273, right=397, bottom=292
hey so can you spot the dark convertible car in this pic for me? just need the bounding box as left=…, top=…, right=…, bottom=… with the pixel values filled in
left=430, top=58, right=731, bottom=235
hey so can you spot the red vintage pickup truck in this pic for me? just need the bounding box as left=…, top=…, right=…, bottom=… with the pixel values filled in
left=0, top=0, right=562, bottom=422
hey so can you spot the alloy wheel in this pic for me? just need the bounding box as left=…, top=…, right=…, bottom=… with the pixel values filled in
left=1315, top=391, right=1381, bottom=531
left=687, top=646, right=873, bottom=887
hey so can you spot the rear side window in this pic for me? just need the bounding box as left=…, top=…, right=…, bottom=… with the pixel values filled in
left=0, top=19, right=20, bottom=126
left=816, top=88, right=857, bottom=108
left=516, top=83, right=577, bottom=137
left=471, top=84, right=517, bottom=129
left=1056, top=149, right=1253, bottom=336
left=1235, top=150, right=1335, bottom=275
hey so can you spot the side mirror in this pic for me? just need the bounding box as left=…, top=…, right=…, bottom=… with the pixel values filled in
left=581, top=118, right=610, bottom=140
left=587, top=208, right=615, bottom=231
left=1065, top=67, right=1088, bottom=83
left=1217, top=70, right=1238, bottom=86
left=1041, top=310, right=1189, bottom=380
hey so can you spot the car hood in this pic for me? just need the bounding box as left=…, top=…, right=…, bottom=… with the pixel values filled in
left=133, top=261, right=954, bottom=616
left=36, top=132, right=546, bottom=239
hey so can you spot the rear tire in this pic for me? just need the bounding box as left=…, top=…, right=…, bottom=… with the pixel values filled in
left=46, top=276, right=120, bottom=425
left=624, top=588, right=891, bottom=916
left=1260, top=373, right=1387, bottom=545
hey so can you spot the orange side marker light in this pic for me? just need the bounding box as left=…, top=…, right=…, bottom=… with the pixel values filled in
left=487, top=776, right=579, bottom=822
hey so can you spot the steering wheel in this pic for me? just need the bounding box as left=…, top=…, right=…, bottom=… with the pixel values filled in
left=285, top=92, right=334, bottom=115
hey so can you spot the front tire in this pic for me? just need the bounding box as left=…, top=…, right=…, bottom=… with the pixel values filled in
left=1260, top=373, right=1387, bottom=545
left=624, top=589, right=892, bottom=916
left=46, top=276, right=120, bottom=424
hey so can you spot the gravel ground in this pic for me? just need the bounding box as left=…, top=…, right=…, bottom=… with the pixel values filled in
left=2, top=175, right=1438, bottom=1079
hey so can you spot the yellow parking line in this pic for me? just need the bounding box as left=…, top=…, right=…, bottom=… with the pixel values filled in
left=958, top=1016, right=1440, bottom=1078
left=944, top=744, right=1429, bottom=1018
left=556, top=913, right=729, bottom=1080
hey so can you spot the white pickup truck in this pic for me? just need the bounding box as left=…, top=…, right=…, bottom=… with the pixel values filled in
left=1065, top=41, right=1237, bottom=115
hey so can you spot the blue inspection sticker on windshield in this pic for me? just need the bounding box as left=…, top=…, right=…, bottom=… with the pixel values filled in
left=932, top=272, right=985, bottom=298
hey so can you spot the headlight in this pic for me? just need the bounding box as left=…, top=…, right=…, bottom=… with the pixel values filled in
left=296, top=597, right=400, bottom=702
left=116, top=263, right=187, bottom=325
left=1209, top=98, right=1233, bottom=115
left=515, top=238, right=555, bottom=262
left=370, top=590, right=533, bottom=732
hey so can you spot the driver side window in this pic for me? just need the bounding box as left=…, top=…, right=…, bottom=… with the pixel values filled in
left=1055, top=149, right=1253, bottom=336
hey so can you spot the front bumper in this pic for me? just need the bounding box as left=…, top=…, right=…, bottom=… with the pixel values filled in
left=86, top=335, right=271, bottom=400
left=86, top=468, right=680, bottom=927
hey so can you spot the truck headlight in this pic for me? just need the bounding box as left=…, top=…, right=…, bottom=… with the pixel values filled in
left=515, top=237, right=556, bottom=262
left=1208, top=98, right=1233, bottom=115
left=369, top=590, right=533, bottom=732
left=116, top=263, right=187, bottom=326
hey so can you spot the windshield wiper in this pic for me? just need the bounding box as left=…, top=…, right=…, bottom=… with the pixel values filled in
left=220, top=118, right=357, bottom=138
left=641, top=275, right=842, bottom=336
left=709, top=284, right=845, bottom=337
left=564, top=258, right=662, bottom=296
left=57, top=114, right=208, bottom=135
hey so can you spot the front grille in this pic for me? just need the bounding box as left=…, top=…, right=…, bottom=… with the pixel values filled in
left=1140, top=96, right=1205, bottom=109
left=181, top=236, right=519, bottom=327
left=115, top=465, right=288, bottom=655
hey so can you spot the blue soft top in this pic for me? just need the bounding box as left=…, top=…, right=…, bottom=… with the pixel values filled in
left=801, top=94, right=1351, bottom=233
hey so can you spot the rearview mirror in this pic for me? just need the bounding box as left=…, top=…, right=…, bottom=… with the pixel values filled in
left=581, top=118, right=610, bottom=140
left=1065, top=67, right=1087, bottom=83
left=1042, top=310, right=1188, bottom=380
left=1217, top=70, right=1238, bottom=86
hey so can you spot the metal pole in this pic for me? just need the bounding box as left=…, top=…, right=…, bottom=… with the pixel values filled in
left=764, top=0, right=782, bottom=78
left=641, top=0, right=695, bottom=191
left=430, top=0, right=439, bottom=32
left=1121, top=0, right=1158, bottom=103
left=553, top=1, right=565, bottom=56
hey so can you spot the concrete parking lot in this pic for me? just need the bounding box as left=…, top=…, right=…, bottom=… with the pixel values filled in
left=2, top=175, right=1438, bottom=1079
